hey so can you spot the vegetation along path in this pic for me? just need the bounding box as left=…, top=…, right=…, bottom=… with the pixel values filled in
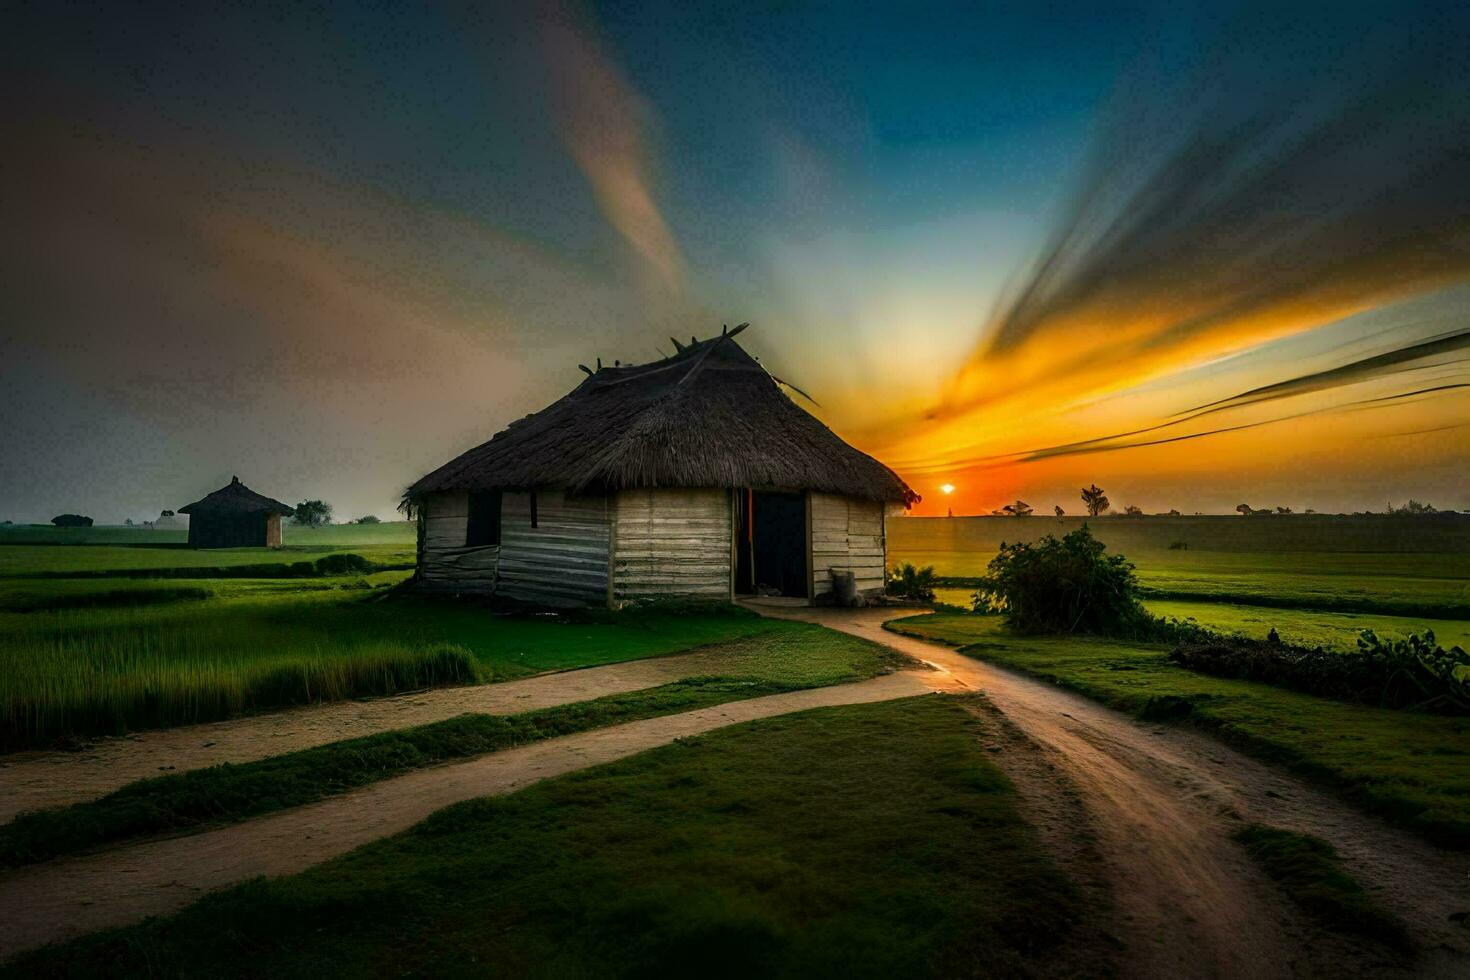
left=0, top=672, right=932, bottom=961
left=0, top=644, right=803, bottom=822
left=757, top=605, right=1470, bottom=979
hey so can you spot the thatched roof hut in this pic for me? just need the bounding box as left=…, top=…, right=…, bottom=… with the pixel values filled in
left=179, top=476, right=294, bottom=549
left=406, top=327, right=916, bottom=607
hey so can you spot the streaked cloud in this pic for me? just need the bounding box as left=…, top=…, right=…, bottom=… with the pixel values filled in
left=863, top=3, right=1470, bottom=512
left=539, top=0, right=686, bottom=290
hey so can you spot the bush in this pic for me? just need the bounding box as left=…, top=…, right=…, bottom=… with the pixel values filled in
left=312, top=552, right=375, bottom=576
left=972, top=525, right=1152, bottom=635
left=51, top=514, right=93, bottom=528
left=1169, top=629, right=1469, bottom=714
left=886, top=562, right=936, bottom=600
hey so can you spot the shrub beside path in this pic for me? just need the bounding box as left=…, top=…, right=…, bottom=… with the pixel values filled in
left=0, top=647, right=789, bottom=822
left=0, top=672, right=934, bottom=961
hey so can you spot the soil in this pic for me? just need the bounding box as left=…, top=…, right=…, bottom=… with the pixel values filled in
left=0, top=647, right=773, bottom=822
left=3, top=607, right=1467, bottom=977
left=767, top=606, right=1470, bottom=980
left=0, top=673, right=932, bottom=961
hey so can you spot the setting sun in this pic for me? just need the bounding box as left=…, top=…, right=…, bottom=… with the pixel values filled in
left=940, top=484, right=955, bottom=495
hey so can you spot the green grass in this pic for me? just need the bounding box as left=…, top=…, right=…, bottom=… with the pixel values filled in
left=0, top=626, right=904, bottom=868
left=0, top=521, right=416, bottom=548
left=1144, top=599, right=1470, bottom=651
left=0, top=587, right=795, bottom=750
left=886, top=613, right=1470, bottom=847
left=1235, top=824, right=1410, bottom=950
left=0, top=544, right=415, bottom=578
left=892, top=518, right=1470, bottom=618
left=889, top=513, right=1470, bottom=556
left=0, top=523, right=416, bottom=578
left=5, top=696, right=1088, bottom=979
left=0, top=584, right=215, bottom=613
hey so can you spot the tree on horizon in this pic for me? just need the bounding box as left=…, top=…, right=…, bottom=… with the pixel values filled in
left=1081, top=484, right=1110, bottom=517
left=292, top=499, right=333, bottom=528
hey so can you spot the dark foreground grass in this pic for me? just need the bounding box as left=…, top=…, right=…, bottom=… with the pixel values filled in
left=5, top=696, right=1085, bottom=979
left=1235, top=824, right=1410, bottom=950
left=0, top=626, right=904, bottom=867
left=0, top=585, right=213, bottom=613
left=887, top=614, right=1470, bottom=847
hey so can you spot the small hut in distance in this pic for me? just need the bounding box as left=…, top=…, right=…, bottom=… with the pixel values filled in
left=179, top=477, right=294, bottom=549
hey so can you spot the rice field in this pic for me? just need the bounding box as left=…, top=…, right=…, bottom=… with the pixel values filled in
left=0, top=522, right=792, bottom=750
left=4, top=633, right=479, bottom=752
left=892, top=515, right=1470, bottom=618
left=5, top=514, right=1464, bottom=750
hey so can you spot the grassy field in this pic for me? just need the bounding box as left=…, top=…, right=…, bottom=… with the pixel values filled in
left=5, top=696, right=1089, bottom=978
left=1145, top=599, right=1470, bottom=651
left=893, top=516, right=1470, bottom=617
left=887, top=613, right=1470, bottom=846
left=0, top=522, right=417, bottom=548
left=0, top=520, right=807, bottom=749
left=933, top=591, right=1470, bottom=650
left=0, top=543, right=416, bottom=577
left=0, top=592, right=795, bottom=750
left=0, top=625, right=903, bottom=868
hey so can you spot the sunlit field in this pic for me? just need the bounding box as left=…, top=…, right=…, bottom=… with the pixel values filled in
left=893, top=515, right=1470, bottom=618
left=889, top=515, right=1470, bottom=847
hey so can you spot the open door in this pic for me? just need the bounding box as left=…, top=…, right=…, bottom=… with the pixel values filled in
left=735, top=489, right=808, bottom=598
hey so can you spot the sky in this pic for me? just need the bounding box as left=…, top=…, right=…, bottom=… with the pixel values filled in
left=3, top=1, right=1467, bottom=522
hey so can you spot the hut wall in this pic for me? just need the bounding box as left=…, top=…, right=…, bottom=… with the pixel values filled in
left=417, top=491, right=499, bottom=592
left=496, top=489, right=611, bottom=606
left=265, top=514, right=282, bottom=548
left=612, top=488, right=732, bottom=603
left=188, top=513, right=270, bottom=549
left=809, top=493, right=886, bottom=598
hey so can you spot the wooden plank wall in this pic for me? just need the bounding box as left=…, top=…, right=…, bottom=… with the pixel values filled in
left=417, top=491, right=498, bottom=592
left=612, top=488, right=732, bottom=603
left=810, top=492, right=886, bottom=598
left=497, top=489, right=611, bottom=606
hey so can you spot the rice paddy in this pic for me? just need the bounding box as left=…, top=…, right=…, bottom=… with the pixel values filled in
left=0, top=525, right=790, bottom=750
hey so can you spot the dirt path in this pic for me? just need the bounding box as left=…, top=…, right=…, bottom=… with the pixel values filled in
left=761, top=607, right=1470, bottom=979
left=0, top=672, right=932, bottom=961
left=0, top=648, right=769, bottom=823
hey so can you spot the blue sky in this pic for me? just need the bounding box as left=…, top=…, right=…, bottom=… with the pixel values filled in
left=3, top=1, right=1466, bottom=520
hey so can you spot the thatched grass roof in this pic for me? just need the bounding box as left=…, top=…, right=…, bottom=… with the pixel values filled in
left=407, top=329, right=917, bottom=505
left=180, top=477, right=294, bottom=516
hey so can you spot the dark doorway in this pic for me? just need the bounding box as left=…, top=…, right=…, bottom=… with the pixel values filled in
left=735, top=490, right=808, bottom=598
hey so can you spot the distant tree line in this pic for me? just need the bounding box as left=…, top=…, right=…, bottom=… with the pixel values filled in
left=975, top=484, right=1460, bottom=519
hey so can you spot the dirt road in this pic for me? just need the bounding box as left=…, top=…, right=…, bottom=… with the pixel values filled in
left=0, top=646, right=779, bottom=822
left=763, top=606, right=1470, bottom=979
left=0, top=672, right=933, bottom=961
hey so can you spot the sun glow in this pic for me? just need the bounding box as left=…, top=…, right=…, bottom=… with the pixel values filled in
left=939, top=484, right=955, bottom=495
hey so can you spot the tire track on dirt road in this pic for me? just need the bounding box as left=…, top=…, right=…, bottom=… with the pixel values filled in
left=0, top=672, right=934, bottom=962
left=758, top=606, right=1470, bottom=980
left=0, top=647, right=781, bottom=822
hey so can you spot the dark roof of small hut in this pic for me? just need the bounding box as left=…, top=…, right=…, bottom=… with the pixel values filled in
left=406, top=328, right=918, bottom=505
left=179, top=477, right=295, bottom=516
